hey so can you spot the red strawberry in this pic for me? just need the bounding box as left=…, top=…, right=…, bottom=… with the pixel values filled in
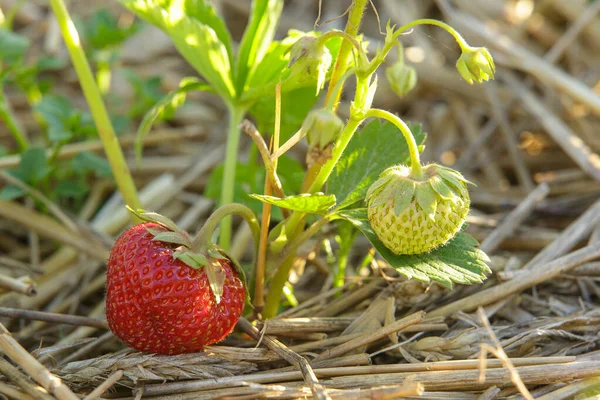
left=106, top=210, right=247, bottom=355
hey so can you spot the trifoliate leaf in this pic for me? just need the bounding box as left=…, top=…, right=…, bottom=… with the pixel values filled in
left=332, top=208, right=490, bottom=287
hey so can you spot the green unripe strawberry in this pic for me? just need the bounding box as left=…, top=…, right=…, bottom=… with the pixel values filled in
left=366, top=163, right=471, bottom=255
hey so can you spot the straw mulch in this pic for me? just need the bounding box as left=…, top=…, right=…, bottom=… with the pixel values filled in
left=0, top=0, right=600, bottom=399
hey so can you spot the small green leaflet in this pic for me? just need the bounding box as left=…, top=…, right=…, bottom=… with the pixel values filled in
left=0, top=28, right=29, bottom=61
left=334, top=208, right=490, bottom=287
left=135, top=77, right=210, bottom=164
left=249, top=193, right=336, bottom=214
left=328, top=120, right=426, bottom=210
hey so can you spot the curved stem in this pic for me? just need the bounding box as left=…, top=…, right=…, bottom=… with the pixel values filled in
left=193, top=203, right=260, bottom=251
left=363, top=19, right=469, bottom=78
left=219, top=105, right=246, bottom=250
left=365, top=108, right=422, bottom=177
left=393, top=18, right=469, bottom=49
left=49, top=0, right=142, bottom=221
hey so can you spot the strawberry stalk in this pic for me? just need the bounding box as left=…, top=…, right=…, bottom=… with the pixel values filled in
left=364, top=108, right=423, bottom=177
left=193, top=203, right=260, bottom=253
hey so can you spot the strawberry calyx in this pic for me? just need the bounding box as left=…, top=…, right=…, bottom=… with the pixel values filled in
left=126, top=203, right=260, bottom=304
left=366, top=163, right=472, bottom=222
left=126, top=206, right=243, bottom=304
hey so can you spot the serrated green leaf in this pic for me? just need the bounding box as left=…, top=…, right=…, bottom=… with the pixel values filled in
left=414, top=183, right=437, bottom=220
left=328, top=120, right=426, bottom=210
left=72, top=151, right=112, bottom=178
left=121, top=0, right=235, bottom=100
left=235, top=0, right=282, bottom=93
left=0, top=28, right=29, bottom=61
left=333, top=208, right=490, bottom=287
left=135, top=77, right=210, bottom=163
left=249, top=193, right=336, bottom=214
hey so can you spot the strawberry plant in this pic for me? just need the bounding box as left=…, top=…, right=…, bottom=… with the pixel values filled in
left=39, top=0, right=497, bottom=352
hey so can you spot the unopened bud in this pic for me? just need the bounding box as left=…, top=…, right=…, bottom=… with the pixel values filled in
left=303, top=108, right=344, bottom=166
left=455, top=46, right=495, bottom=84
left=287, top=36, right=332, bottom=94
left=386, top=62, right=417, bottom=97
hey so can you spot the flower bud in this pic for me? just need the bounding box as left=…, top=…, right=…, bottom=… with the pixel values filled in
left=386, top=62, right=417, bottom=97
left=302, top=108, right=344, bottom=166
left=287, top=36, right=332, bottom=94
left=455, top=46, right=495, bottom=84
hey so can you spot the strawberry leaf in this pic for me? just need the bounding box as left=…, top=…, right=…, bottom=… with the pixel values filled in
left=249, top=193, right=336, bottom=214
left=328, top=120, right=426, bottom=210
left=333, top=208, right=490, bottom=287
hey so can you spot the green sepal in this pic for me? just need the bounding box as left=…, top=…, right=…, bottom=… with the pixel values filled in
left=152, top=231, right=192, bottom=248
left=173, top=249, right=209, bottom=268
left=394, top=179, right=416, bottom=216
left=414, top=183, right=437, bottom=221
left=429, top=175, right=458, bottom=202
left=126, top=206, right=179, bottom=231
left=207, top=246, right=228, bottom=260
left=205, top=259, right=225, bottom=304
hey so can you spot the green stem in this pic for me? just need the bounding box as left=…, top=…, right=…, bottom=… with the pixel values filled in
left=263, top=216, right=330, bottom=318
left=0, top=86, right=29, bottom=151
left=393, top=19, right=469, bottom=48
left=318, top=31, right=368, bottom=68
left=364, top=18, right=469, bottom=77
left=324, top=0, right=370, bottom=110
left=49, top=0, right=142, bottom=221
left=365, top=108, right=422, bottom=177
left=194, top=203, right=260, bottom=250
left=219, top=105, right=246, bottom=250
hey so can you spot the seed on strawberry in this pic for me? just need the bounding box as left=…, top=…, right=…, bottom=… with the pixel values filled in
left=106, top=209, right=247, bottom=355
left=366, top=163, right=471, bottom=255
